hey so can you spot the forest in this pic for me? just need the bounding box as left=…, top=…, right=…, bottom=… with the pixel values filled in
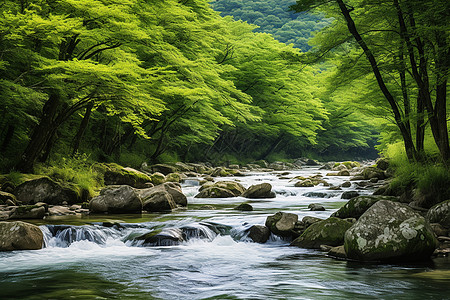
left=0, top=0, right=449, bottom=197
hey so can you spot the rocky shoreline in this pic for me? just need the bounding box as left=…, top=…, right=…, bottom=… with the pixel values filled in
left=1, top=158, right=449, bottom=263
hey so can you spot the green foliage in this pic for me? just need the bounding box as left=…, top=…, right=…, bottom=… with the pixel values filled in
left=36, top=156, right=103, bottom=197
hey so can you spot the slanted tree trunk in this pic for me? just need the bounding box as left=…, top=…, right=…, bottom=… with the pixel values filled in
left=15, top=93, right=61, bottom=173
left=258, top=133, right=285, bottom=160
left=336, top=0, right=417, bottom=161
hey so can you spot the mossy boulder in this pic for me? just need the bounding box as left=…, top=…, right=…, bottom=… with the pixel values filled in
left=332, top=195, right=399, bottom=219
left=290, top=217, right=352, bottom=249
left=295, top=179, right=314, bottom=187
left=195, top=187, right=236, bottom=198
left=103, top=164, right=151, bottom=188
left=375, top=157, right=389, bottom=171
left=361, top=167, right=386, bottom=180
left=195, top=181, right=245, bottom=198
left=242, top=183, right=275, bottom=199
left=10, top=205, right=46, bottom=219
left=14, top=177, right=84, bottom=205
left=426, top=199, right=450, bottom=228
left=211, top=167, right=230, bottom=177
left=0, top=221, right=43, bottom=251
left=89, top=185, right=142, bottom=214
left=265, top=212, right=298, bottom=237
left=165, top=173, right=183, bottom=183
left=0, top=191, right=16, bottom=205
left=344, top=200, right=438, bottom=262
left=150, top=172, right=166, bottom=185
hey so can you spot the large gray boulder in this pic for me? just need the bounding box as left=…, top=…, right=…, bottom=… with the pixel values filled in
left=344, top=200, right=438, bottom=262
left=141, top=191, right=176, bottom=212
left=291, top=217, right=352, bottom=249
left=426, top=199, right=450, bottom=228
left=15, top=177, right=83, bottom=205
left=89, top=186, right=142, bottom=214
left=332, top=195, right=398, bottom=219
left=242, top=183, right=276, bottom=199
left=0, top=221, right=43, bottom=251
left=137, top=182, right=187, bottom=207
left=265, top=212, right=298, bottom=237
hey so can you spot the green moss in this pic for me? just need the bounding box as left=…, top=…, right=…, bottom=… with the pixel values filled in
left=15, top=205, right=39, bottom=214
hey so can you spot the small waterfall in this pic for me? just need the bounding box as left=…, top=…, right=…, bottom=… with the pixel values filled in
left=41, top=224, right=122, bottom=248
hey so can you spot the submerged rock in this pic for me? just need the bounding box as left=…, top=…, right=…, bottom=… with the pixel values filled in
left=234, top=203, right=253, bottom=211
left=332, top=195, right=398, bottom=219
left=344, top=200, right=438, bottom=262
left=328, top=245, right=347, bottom=259
left=89, top=185, right=142, bottom=214
left=341, top=191, right=360, bottom=200
left=265, top=212, right=298, bottom=237
left=136, top=228, right=185, bottom=246
left=290, top=217, right=352, bottom=249
left=242, top=183, right=275, bottom=199
left=0, top=221, right=43, bottom=251
left=308, top=203, right=326, bottom=211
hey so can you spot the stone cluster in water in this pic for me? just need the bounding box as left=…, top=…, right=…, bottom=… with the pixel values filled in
left=0, top=158, right=449, bottom=262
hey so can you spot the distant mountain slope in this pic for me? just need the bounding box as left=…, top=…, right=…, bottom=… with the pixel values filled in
left=210, top=0, right=331, bottom=51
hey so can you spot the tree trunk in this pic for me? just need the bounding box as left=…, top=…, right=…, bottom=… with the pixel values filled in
left=72, top=101, right=94, bottom=156
left=15, top=93, right=61, bottom=173
left=0, top=124, right=15, bottom=151
left=258, top=134, right=284, bottom=160
left=336, top=0, right=417, bottom=161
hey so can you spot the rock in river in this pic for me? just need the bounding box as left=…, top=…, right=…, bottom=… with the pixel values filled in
left=0, top=221, right=43, bottom=251
left=344, top=200, right=438, bottom=262
left=89, top=185, right=142, bottom=214
left=265, top=212, right=298, bottom=237
left=195, top=181, right=245, bottom=198
left=332, top=195, right=398, bottom=219
left=242, top=183, right=276, bottom=199
left=15, top=177, right=83, bottom=205
left=291, top=217, right=352, bottom=249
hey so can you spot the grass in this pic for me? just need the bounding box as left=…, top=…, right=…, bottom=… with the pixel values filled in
left=35, top=154, right=104, bottom=198
left=386, top=143, right=450, bottom=206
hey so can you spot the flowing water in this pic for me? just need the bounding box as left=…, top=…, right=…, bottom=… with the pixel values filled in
left=1, top=167, right=449, bottom=299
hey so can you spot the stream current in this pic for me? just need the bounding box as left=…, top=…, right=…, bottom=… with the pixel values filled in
left=1, top=167, right=449, bottom=299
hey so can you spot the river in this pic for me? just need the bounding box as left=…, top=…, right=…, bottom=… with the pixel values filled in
left=1, top=167, right=449, bottom=299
